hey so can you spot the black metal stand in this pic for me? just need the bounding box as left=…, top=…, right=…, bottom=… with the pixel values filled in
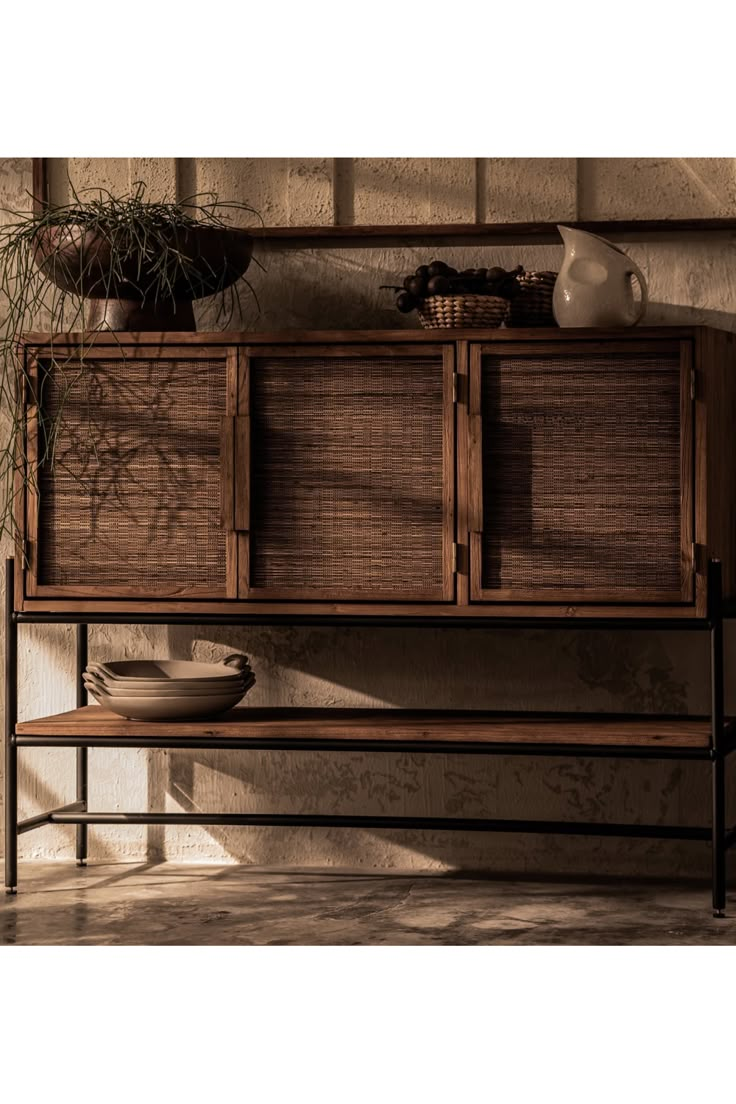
left=709, top=559, right=727, bottom=916
left=4, top=560, right=17, bottom=895
left=75, top=624, right=88, bottom=866
left=4, top=555, right=733, bottom=913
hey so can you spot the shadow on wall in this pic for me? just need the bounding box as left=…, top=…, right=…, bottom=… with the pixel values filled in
left=194, top=238, right=736, bottom=333
left=644, top=302, right=736, bottom=330
left=138, top=622, right=732, bottom=877
left=195, top=242, right=567, bottom=331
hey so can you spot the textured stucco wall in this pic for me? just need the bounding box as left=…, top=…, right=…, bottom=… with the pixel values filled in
left=2, top=157, right=736, bottom=876
left=46, top=157, right=736, bottom=224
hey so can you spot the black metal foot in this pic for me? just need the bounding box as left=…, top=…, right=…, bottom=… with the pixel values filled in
left=713, top=909, right=726, bottom=919
left=76, top=859, right=87, bottom=867
left=5, top=887, right=17, bottom=896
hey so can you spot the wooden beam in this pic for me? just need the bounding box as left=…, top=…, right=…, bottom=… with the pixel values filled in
left=32, top=157, right=48, bottom=212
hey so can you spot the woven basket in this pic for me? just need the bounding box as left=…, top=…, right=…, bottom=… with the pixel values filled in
left=507, top=271, right=558, bottom=327
left=418, top=294, right=508, bottom=330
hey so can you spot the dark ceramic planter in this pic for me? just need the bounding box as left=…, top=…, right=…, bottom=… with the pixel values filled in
left=32, top=222, right=254, bottom=331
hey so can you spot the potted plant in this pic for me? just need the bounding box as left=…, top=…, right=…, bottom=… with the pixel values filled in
left=0, top=180, right=260, bottom=543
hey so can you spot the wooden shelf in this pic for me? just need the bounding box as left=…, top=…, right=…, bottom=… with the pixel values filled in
left=14, top=705, right=724, bottom=750
left=246, top=220, right=736, bottom=248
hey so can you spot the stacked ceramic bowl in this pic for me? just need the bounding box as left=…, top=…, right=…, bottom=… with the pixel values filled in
left=83, top=656, right=255, bottom=721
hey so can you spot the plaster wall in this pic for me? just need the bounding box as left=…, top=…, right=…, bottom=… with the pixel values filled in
left=2, top=156, right=736, bottom=877
left=47, top=157, right=736, bottom=223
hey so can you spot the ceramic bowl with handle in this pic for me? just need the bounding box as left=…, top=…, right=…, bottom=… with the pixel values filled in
left=85, top=667, right=250, bottom=694
left=86, top=686, right=251, bottom=721
left=83, top=672, right=253, bottom=699
left=89, top=655, right=250, bottom=683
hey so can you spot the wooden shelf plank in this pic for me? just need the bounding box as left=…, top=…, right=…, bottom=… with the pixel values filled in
left=15, top=706, right=718, bottom=747
left=246, top=220, right=736, bottom=248
left=21, top=325, right=703, bottom=347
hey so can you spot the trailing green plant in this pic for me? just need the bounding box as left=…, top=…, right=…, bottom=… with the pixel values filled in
left=0, top=180, right=262, bottom=545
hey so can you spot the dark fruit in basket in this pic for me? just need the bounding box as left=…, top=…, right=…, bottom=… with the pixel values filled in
left=497, top=278, right=522, bottom=300
left=427, top=260, right=451, bottom=278
left=386, top=261, right=526, bottom=309
left=427, top=274, right=451, bottom=295
left=406, top=276, right=427, bottom=298
left=396, top=291, right=417, bottom=313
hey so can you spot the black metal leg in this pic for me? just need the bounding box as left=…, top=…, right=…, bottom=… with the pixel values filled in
left=5, top=558, right=17, bottom=894
left=709, top=559, right=726, bottom=917
left=75, top=624, right=88, bottom=865
left=713, top=754, right=726, bottom=916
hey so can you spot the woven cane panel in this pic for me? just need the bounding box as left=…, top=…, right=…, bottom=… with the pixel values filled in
left=250, top=356, right=445, bottom=593
left=480, top=352, right=682, bottom=594
left=37, top=357, right=227, bottom=588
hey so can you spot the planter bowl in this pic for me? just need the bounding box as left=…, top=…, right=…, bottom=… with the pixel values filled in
left=32, top=222, right=253, bottom=331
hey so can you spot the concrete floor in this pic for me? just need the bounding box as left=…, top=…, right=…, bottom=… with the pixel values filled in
left=1, top=862, right=735, bottom=944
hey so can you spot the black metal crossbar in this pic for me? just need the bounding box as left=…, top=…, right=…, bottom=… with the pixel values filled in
left=17, top=800, right=85, bottom=835
left=43, top=810, right=713, bottom=841
left=10, top=733, right=718, bottom=759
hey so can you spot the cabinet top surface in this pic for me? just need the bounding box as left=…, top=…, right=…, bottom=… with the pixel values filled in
left=20, top=324, right=725, bottom=347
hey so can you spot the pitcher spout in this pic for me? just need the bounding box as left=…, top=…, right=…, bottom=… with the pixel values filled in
left=557, top=223, right=626, bottom=259
left=556, top=224, right=575, bottom=248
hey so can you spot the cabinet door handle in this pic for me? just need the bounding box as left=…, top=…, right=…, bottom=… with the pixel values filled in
left=234, top=414, right=250, bottom=532
left=468, top=413, right=484, bottom=534
left=220, top=415, right=250, bottom=531
left=220, top=415, right=235, bottom=530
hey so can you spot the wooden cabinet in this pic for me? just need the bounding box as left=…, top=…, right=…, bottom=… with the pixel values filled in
left=234, top=343, right=455, bottom=601
left=466, top=339, right=693, bottom=604
left=10, top=327, right=736, bottom=913
left=17, top=325, right=736, bottom=619
left=23, top=343, right=238, bottom=600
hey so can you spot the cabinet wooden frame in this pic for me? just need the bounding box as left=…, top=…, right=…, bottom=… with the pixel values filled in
left=22, top=343, right=239, bottom=600
left=232, top=343, right=456, bottom=602
left=464, top=338, right=696, bottom=606
left=16, top=326, right=736, bottom=620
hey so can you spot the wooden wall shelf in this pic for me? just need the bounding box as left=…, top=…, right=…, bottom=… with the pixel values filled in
left=247, top=220, right=736, bottom=249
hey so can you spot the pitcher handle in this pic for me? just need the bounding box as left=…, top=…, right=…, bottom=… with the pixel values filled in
left=628, top=261, right=648, bottom=325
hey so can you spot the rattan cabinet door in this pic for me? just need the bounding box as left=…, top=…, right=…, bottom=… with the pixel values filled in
left=26, top=346, right=237, bottom=599
left=468, top=340, right=694, bottom=604
left=235, top=344, right=455, bottom=601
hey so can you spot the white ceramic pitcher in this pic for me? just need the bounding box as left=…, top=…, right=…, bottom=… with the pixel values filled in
left=553, top=225, right=648, bottom=327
